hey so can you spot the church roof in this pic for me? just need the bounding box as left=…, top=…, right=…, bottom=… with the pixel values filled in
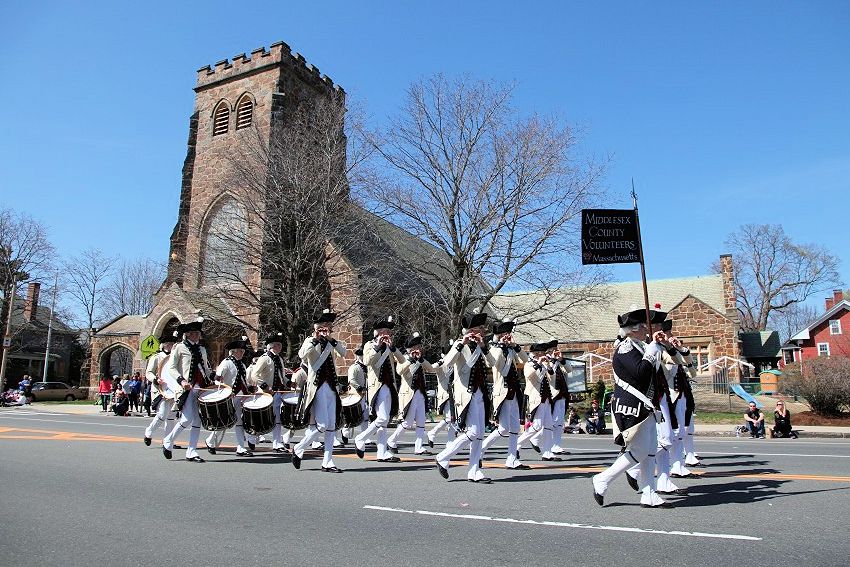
left=493, top=274, right=728, bottom=344
left=740, top=330, right=782, bottom=360
left=95, top=314, right=146, bottom=335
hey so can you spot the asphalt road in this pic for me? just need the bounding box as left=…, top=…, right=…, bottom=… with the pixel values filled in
left=1, top=408, right=849, bottom=567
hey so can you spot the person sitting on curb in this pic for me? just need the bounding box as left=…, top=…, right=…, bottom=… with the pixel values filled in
left=111, top=390, right=130, bottom=417
left=565, top=407, right=583, bottom=434
left=744, top=401, right=765, bottom=438
left=772, top=401, right=797, bottom=439
left=584, top=399, right=606, bottom=434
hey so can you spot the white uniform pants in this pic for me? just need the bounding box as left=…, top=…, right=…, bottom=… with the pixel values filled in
left=427, top=402, right=456, bottom=445
left=163, top=388, right=202, bottom=458
left=145, top=396, right=177, bottom=440
left=342, top=397, right=369, bottom=440
left=629, top=397, right=676, bottom=491
left=482, top=397, right=522, bottom=468
left=436, top=390, right=485, bottom=480
left=388, top=390, right=427, bottom=453
left=272, top=392, right=293, bottom=449
left=355, top=385, right=392, bottom=459
left=293, top=383, right=337, bottom=468
left=204, top=396, right=247, bottom=452
left=593, top=415, right=664, bottom=506
left=685, top=418, right=699, bottom=465
left=670, top=396, right=690, bottom=475
left=551, top=398, right=566, bottom=452
left=518, top=401, right=555, bottom=459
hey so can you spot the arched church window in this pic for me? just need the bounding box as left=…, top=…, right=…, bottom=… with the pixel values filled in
left=213, top=101, right=230, bottom=136
left=201, top=197, right=247, bottom=286
left=235, top=94, right=254, bottom=130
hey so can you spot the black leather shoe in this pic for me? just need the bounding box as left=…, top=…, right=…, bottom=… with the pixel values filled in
left=247, top=441, right=256, bottom=451
left=388, top=446, right=398, bottom=454
left=162, top=447, right=172, bottom=460
left=321, top=466, right=343, bottom=473
left=283, top=443, right=291, bottom=450
left=292, top=454, right=301, bottom=469
left=186, top=456, right=205, bottom=463
left=468, top=477, right=493, bottom=484
left=626, top=473, right=639, bottom=492
left=273, top=447, right=287, bottom=454
left=437, top=461, right=449, bottom=479
left=144, top=436, right=151, bottom=446
left=531, top=443, right=541, bottom=454
left=510, top=464, right=531, bottom=470
left=416, top=450, right=433, bottom=456
left=479, top=459, right=483, bottom=469
left=541, top=456, right=562, bottom=462
left=428, top=438, right=434, bottom=448
left=206, top=446, right=216, bottom=455
left=341, top=435, right=349, bottom=444
left=641, top=501, right=674, bottom=509
left=378, top=456, right=401, bottom=463
left=356, top=447, right=365, bottom=459
left=670, top=473, right=696, bottom=479
left=236, top=450, right=253, bottom=457
left=593, top=489, right=604, bottom=506
left=657, top=488, right=688, bottom=496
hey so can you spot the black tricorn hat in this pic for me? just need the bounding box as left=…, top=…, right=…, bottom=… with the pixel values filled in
left=617, top=309, right=667, bottom=328
left=314, top=309, right=337, bottom=325
left=178, top=318, right=204, bottom=334
left=529, top=341, right=552, bottom=353
left=265, top=331, right=284, bottom=345
left=372, top=315, right=395, bottom=331
left=354, top=347, right=363, bottom=357
left=547, top=337, right=560, bottom=350
left=492, top=318, right=516, bottom=335
left=462, top=311, right=488, bottom=330
left=157, top=332, right=176, bottom=344
left=225, top=338, right=248, bottom=351
left=405, top=332, right=422, bottom=348
left=661, top=319, right=673, bottom=332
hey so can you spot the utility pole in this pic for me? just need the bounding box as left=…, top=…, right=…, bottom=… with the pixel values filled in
left=0, top=273, right=18, bottom=393
left=42, top=272, right=59, bottom=382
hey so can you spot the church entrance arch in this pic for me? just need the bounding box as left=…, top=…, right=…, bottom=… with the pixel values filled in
left=99, top=344, right=135, bottom=379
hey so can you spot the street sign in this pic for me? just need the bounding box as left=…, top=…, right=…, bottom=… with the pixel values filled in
left=2, top=337, right=10, bottom=348
left=581, top=209, right=641, bottom=265
left=140, top=335, right=159, bottom=360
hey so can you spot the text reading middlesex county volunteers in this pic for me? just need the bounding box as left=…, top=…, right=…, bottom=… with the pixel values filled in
left=581, top=209, right=641, bottom=265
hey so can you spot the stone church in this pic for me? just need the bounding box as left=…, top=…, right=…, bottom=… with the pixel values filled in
left=88, top=42, right=450, bottom=385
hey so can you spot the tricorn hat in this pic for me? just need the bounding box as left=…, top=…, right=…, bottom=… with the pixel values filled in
left=265, top=331, right=284, bottom=345
left=372, top=315, right=395, bottom=331
left=354, top=347, right=363, bottom=357
left=405, top=332, right=422, bottom=348
left=492, top=318, right=516, bottom=336
left=177, top=317, right=204, bottom=334
left=617, top=308, right=667, bottom=328
left=157, top=332, right=176, bottom=344
left=661, top=319, right=673, bottom=332
left=529, top=341, right=552, bottom=353
left=461, top=311, right=488, bottom=330
left=225, top=337, right=248, bottom=351
left=314, top=308, right=336, bottom=325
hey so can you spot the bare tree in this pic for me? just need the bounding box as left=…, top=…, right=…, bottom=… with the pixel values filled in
left=771, top=302, right=819, bottom=343
left=363, top=75, right=609, bottom=335
left=715, top=224, right=841, bottom=331
left=63, top=248, right=115, bottom=336
left=104, top=257, right=166, bottom=318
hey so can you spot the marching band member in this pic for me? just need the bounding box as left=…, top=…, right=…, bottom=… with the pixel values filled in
left=161, top=318, right=213, bottom=462
left=341, top=348, right=369, bottom=444
left=435, top=312, right=493, bottom=483
left=550, top=348, right=571, bottom=455
left=143, top=332, right=177, bottom=446
left=244, top=348, right=266, bottom=450
left=292, top=309, right=347, bottom=472
left=388, top=332, right=435, bottom=455
left=480, top=319, right=530, bottom=470
left=355, top=316, right=404, bottom=463
left=204, top=337, right=253, bottom=457
left=669, top=334, right=699, bottom=475
left=592, top=308, right=672, bottom=508
left=426, top=343, right=456, bottom=448
left=253, top=332, right=289, bottom=453
left=517, top=339, right=561, bottom=462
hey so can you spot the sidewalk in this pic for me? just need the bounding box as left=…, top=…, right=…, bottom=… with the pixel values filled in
left=11, top=402, right=850, bottom=438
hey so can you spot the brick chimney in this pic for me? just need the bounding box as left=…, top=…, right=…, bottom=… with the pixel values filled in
left=23, top=282, right=40, bottom=322
left=825, top=289, right=844, bottom=311
left=719, top=254, right=737, bottom=317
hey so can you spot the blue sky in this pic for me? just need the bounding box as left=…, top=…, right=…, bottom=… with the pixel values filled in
left=1, top=1, right=848, bottom=300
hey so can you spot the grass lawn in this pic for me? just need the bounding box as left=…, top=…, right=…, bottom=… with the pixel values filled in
left=694, top=411, right=745, bottom=424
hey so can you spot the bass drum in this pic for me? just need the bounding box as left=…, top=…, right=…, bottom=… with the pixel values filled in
left=280, top=392, right=307, bottom=431
left=340, top=394, right=364, bottom=428
left=241, top=393, right=275, bottom=435
left=198, top=386, right=236, bottom=431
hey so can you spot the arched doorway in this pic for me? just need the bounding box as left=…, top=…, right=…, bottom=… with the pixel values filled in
left=100, top=344, right=134, bottom=379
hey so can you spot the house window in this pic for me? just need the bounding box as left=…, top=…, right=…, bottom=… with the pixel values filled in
left=783, top=350, right=796, bottom=364
left=688, top=344, right=711, bottom=371
left=212, top=101, right=230, bottom=136
left=201, top=197, right=247, bottom=286
left=817, top=343, right=830, bottom=357
left=829, top=320, right=841, bottom=335
left=235, top=95, right=254, bottom=130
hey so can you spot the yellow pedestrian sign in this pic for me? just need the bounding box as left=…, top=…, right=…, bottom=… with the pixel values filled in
left=140, top=335, right=159, bottom=360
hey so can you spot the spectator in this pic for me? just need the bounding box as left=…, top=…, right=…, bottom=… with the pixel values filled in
left=17, top=375, right=32, bottom=398
left=565, top=406, right=583, bottom=434
left=772, top=401, right=797, bottom=439
left=744, top=401, right=765, bottom=438
left=585, top=399, right=606, bottom=434
left=142, top=376, right=152, bottom=417
left=97, top=375, right=113, bottom=412
left=112, top=390, right=130, bottom=416
left=128, top=372, right=142, bottom=413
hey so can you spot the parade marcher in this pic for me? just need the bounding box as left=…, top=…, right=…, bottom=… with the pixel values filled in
left=143, top=333, right=177, bottom=446
left=435, top=312, right=493, bottom=483
left=161, top=318, right=214, bottom=462
left=480, top=318, right=531, bottom=470
left=252, top=333, right=290, bottom=453
left=426, top=343, right=456, bottom=448
left=667, top=331, right=700, bottom=476
left=204, top=337, right=254, bottom=457
left=592, top=308, right=673, bottom=508
left=355, top=316, right=404, bottom=463
left=244, top=348, right=267, bottom=450
left=292, top=309, right=347, bottom=472
left=388, top=333, right=435, bottom=455
left=341, top=348, right=369, bottom=444
left=550, top=349, right=571, bottom=455
left=517, top=339, right=561, bottom=462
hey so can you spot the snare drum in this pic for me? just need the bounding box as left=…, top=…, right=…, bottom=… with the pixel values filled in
left=241, top=393, right=275, bottom=435
left=198, top=386, right=236, bottom=431
left=340, top=394, right=364, bottom=428
left=280, top=392, right=307, bottom=430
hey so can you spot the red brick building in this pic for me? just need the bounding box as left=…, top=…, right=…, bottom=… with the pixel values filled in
left=782, top=290, right=850, bottom=364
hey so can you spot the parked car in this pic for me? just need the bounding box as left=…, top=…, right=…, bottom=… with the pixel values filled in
left=28, top=382, right=85, bottom=402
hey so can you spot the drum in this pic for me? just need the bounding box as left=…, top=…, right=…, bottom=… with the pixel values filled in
left=198, top=386, right=236, bottom=431
left=280, top=391, right=307, bottom=430
left=340, top=394, right=364, bottom=428
left=242, top=393, right=275, bottom=435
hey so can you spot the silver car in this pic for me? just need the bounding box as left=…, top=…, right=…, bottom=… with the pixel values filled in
left=28, top=382, right=86, bottom=402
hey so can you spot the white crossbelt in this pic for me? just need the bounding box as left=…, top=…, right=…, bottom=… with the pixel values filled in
left=613, top=374, right=655, bottom=410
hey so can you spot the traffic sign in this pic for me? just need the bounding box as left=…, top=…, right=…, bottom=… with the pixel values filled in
left=140, top=335, right=159, bottom=360
left=2, top=337, right=10, bottom=348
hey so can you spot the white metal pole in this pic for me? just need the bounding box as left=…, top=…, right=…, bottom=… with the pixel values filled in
left=42, top=273, right=59, bottom=382
left=0, top=274, right=18, bottom=393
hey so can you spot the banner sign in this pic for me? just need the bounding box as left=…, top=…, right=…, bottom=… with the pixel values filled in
left=581, top=209, right=641, bottom=265
left=564, top=357, right=588, bottom=393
